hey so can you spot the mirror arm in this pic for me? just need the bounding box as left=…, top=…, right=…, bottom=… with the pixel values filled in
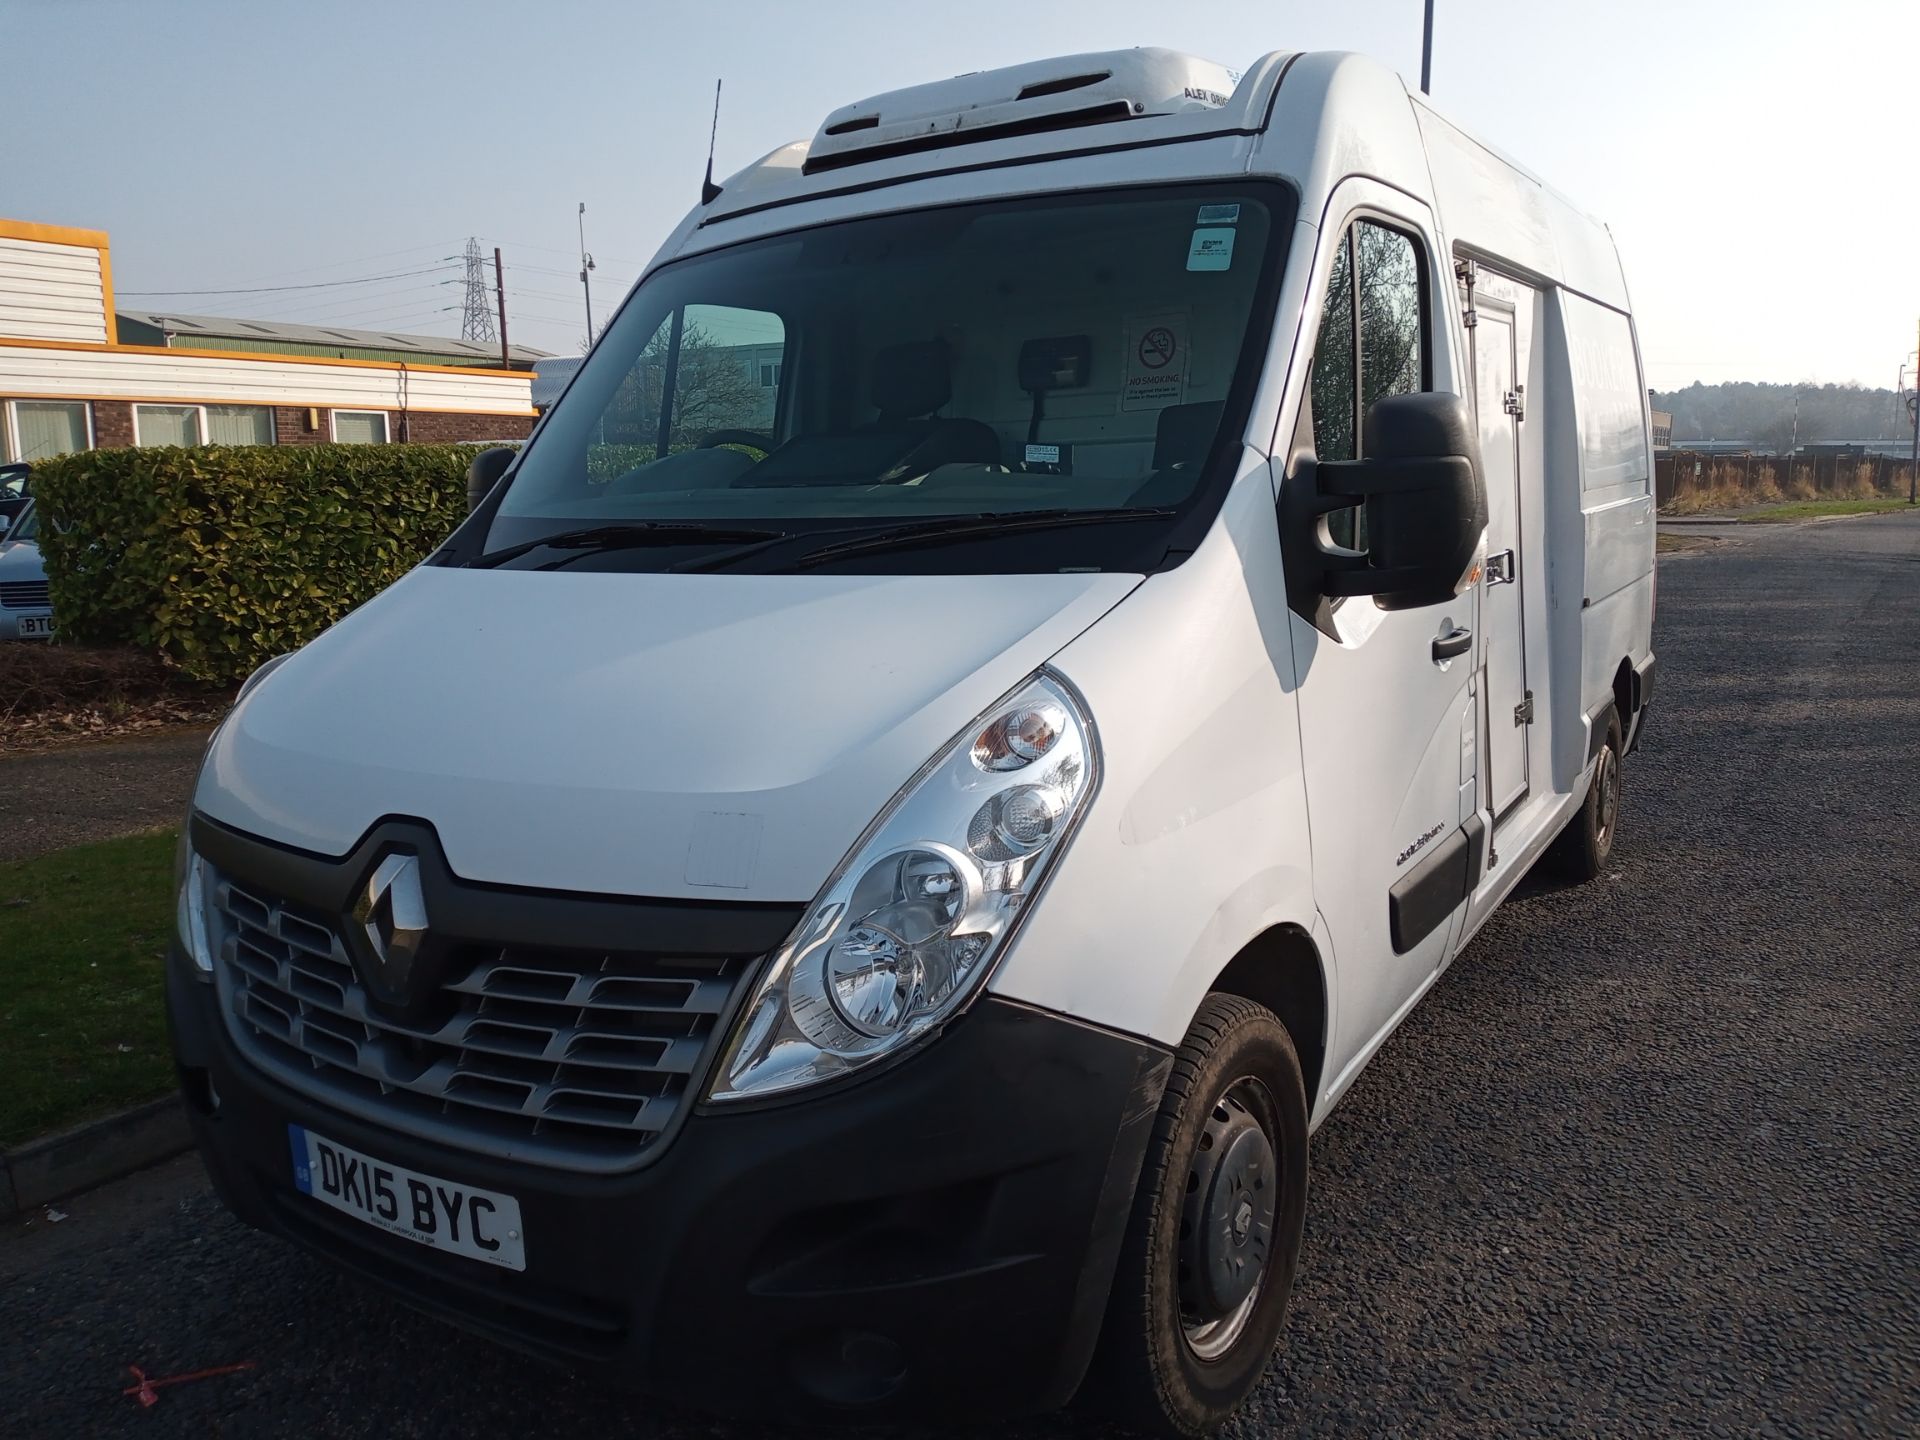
left=1316, top=455, right=1476, bottom=499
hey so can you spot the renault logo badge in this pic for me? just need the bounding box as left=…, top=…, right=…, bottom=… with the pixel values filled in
left=352, top=852, right=429, bottom=992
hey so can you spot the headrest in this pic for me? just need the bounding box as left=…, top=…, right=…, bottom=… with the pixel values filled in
left=1151, top=400, right=1225, bottom=471
left=870, top=339, right=952, bottom=419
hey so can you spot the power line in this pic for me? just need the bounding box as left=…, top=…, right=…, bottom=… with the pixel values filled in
left=119, top=264, right=459, bottom=298
left=185, top=239, right=469, bottom=290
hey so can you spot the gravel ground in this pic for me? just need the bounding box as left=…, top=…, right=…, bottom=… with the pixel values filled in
left=3, top=514, right=1917, bottom=1438
left=0, top=728, right=211, bottom=863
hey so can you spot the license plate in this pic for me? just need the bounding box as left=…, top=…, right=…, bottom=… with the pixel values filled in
left=17, top=615, right=53, bottom=638
left=288, top=1124, right=526, bottom=1271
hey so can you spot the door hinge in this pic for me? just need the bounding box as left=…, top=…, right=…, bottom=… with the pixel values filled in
left=1504, top=385, right=1525, bottom=420
left=1513, top=690, right=1534, bottom=726
left=1454, top=256, right=1478, bottom=330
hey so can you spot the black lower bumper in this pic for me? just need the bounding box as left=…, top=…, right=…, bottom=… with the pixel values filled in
left=169, top=957, right=1169, bottom=1423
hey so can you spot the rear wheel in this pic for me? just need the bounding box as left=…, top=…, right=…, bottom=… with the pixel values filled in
left=1548, top=710, right=1623, bottom=881
left=1083, top=994, right=1309, bottom=1438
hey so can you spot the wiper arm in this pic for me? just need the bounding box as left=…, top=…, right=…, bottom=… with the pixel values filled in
left=467, top=522, right=786, bottom=570
left=784, top=508, right=1177, bottom=570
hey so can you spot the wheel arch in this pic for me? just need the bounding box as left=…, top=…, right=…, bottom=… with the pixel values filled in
left=1611, top=656, right=1634, bottom=737
left=1207, top=924, right=1329, bottom=1109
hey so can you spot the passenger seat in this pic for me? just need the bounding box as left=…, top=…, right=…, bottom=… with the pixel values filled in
left=1127, top=401, right=1225, bottom=503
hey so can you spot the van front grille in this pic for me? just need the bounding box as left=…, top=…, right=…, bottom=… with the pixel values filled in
left=210, top=872, right=757, bottom=1173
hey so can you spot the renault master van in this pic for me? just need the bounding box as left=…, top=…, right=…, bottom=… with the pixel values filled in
left=169, top=47, right=1656, bottom=1437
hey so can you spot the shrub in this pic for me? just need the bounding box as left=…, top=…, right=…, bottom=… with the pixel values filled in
left=30, top=444, right=489, bottom=683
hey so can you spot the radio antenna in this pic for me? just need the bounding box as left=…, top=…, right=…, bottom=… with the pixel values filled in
left=701, top=80, right=724, bottom=205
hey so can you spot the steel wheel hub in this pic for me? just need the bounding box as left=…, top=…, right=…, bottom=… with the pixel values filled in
left=1178, top=1084, right=1276, bottom=1360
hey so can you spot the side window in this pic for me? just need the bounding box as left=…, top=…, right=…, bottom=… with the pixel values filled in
left=1310, top=238, right=1356, bottom=463
left=1309, top=220, right=1430, bottom=547
left=590, top=303, right=785, bottom=478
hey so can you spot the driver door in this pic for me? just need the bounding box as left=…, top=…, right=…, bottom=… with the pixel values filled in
left=1285, top=196, right=1480, bottom=1091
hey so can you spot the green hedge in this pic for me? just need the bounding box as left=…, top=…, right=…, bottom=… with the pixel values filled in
left=31, top=444, right=492, bottom=683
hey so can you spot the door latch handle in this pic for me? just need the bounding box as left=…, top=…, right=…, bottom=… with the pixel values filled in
left=1486, top=549, right=1516, bottom=585
left=1432, top=627, right=1473, bottom=662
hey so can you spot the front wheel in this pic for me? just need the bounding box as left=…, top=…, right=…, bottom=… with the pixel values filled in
left=1082, top=994, right=1309, bottom=1438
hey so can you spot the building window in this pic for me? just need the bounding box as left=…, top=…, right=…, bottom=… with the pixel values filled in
left=760, top=362, right=782, bottom=388
left=7, top=400, right=92, bottom=461
left=207, top=405, right=275, bottom=445
left=134, top=404, right=203, bottom=447
left=133, top=403, right=276, bottom=447
left=331, top=409, right=390, bottom=444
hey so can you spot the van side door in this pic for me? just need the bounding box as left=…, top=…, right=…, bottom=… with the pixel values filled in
left=1282, top=189, right=1480, bottom=1098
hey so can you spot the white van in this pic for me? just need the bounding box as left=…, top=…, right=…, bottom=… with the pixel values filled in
left=169, top=47, right=1655, bottom=1437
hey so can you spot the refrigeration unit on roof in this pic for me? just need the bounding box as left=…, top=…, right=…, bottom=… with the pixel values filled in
left=804, top=48, right=1242, bottom=174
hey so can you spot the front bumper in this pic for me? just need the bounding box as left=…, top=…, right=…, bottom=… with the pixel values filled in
left=0, top=608, right=53, bottom=640
left=170, top=955, right=1170, bottom=1421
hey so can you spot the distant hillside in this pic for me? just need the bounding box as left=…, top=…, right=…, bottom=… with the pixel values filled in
left=1652, top=382, right=1910, bottom=448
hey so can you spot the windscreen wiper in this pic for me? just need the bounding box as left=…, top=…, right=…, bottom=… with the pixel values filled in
left=781, top=507, right=1178, bottom=570
left=467, top=522, right=786, bottom=570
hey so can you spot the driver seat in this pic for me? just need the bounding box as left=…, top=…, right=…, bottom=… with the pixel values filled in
left=736, top=339, right=999, bottom=486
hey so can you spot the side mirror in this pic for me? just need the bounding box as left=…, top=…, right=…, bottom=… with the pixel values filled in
left=1294, top=391, right=1486, bottom=615
left=466, top=446, right=516, bottom=513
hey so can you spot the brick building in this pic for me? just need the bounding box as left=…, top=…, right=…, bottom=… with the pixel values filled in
left=0, top=219, right=538, bottom=461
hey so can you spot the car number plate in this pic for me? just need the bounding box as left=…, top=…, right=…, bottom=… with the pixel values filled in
left=17, top=616, right=54, bottom=638
left=288, top=1124, right=526, bottom=1271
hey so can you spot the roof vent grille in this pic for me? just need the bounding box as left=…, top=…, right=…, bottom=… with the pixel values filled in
left=1015, top=71, right=1110, bottom=101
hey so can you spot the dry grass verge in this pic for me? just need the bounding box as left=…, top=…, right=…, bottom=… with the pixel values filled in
left=0, top=644, right=233, bottom=752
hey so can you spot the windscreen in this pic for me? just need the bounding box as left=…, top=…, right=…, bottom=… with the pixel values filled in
left=486, top=185, right=1286, bottom=571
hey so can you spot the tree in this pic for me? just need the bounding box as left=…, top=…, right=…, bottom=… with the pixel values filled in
left=598, top=318, right=769, bottom=454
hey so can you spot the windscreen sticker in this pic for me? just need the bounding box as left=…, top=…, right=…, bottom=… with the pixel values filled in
left=1196, top=203, right=1241, bottom=226
left=1121, top=310, right=1190, bottom=412
left=1186, top=227, right=1237, bottom=272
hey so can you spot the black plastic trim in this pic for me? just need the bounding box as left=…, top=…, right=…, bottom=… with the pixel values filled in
left=803, top=101, right=1137, bottom=175
left=1389, top=821, right=1476, bottom=954
left=190, top=812, right=803, bottom=959
left=1462, top=812, right=1486, bottom=893
left=1632, top=654, right=1656, bottom=713
left=1584, top=700, right=1617, bottom=766
left=1625, top=653, right=1656, bottom=755
left=701, top=127, right=1260, bottom=229
left=171, top=969, right=1172, bottom=1423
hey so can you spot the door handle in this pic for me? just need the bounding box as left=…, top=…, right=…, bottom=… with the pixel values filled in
left=1432, top=627, right=1473, bottom=662
left=1486, top=549, right=1516, bottom=585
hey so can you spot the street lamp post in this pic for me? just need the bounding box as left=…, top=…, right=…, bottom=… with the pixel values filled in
left=577, top=202, right=596, bottom=346
left=1421, top=0, right=1435, bottom=92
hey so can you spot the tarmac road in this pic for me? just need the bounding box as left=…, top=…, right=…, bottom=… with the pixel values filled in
left=3, top=513, right=1917, bottom=1438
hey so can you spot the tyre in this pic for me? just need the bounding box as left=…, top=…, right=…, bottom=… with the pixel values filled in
left=1548, top=709, right=1623, bottom=881
left=1082, top=994, right=1310, bottom=1438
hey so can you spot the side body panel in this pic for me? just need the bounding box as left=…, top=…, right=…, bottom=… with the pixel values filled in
left=989, top=452, right=1319, bottom=1069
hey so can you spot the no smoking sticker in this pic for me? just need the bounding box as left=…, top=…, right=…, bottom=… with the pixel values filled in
left=1122, top=310, right=1189, bottom=412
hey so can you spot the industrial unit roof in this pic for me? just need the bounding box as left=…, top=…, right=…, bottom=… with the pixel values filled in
left=116, top=310, right=550, bottom=366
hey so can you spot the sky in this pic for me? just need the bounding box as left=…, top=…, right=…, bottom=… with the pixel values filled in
left=9, top=0, right=1919, bottom=391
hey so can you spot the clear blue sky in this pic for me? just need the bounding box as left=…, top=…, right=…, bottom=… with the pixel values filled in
left=11, top=0, right=1918, bottom=390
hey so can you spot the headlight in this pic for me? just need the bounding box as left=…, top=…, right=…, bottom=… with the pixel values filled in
left=173, top=831, right=215, bottom=975
left=710, top=669, right=1098, bottom=1101
left=236, top=650, right=295, bottom=704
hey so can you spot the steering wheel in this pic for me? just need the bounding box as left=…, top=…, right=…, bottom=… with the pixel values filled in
left=697, top=429, right=774, bottom=453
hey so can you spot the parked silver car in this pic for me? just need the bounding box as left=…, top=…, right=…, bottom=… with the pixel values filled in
left=0, top=500, right=54, bottom=640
